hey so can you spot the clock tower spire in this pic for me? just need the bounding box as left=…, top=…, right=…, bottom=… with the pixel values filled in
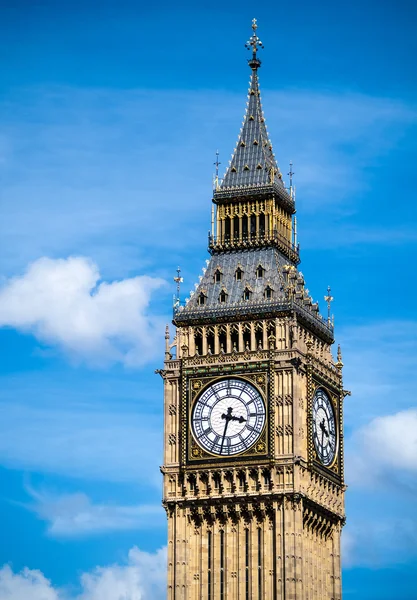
left=160, top=19, right=346, bottom=600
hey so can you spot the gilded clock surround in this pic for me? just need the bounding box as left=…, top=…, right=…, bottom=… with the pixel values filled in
left=159, top=19, right=346, bottom=600
left=188, top=374, right=269, bottom=463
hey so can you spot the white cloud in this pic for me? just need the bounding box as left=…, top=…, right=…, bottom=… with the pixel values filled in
left=77, top=547, right=166, bottom=600
left=348, top=408, right=417, bottom=488
left=0, top=547, right=166, bottom=600
left=0, top=566, right=59, bottom=600
left=24, top=487, right=163, bottom=537
left=338, top=321, right=417, bottom=568
left=359, top=409, right=417, bottom=472
left=341, top=322, right=417, bottom=489
left=0, top=256, right=165, bottom=366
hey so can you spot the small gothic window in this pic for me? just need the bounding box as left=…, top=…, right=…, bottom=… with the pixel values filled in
left=253, top=139, right=259, bottom=146
left=231, top=166, right=237, bottom=173
left=194, top=329, right=203, bottom=355
left=264, top=286, right=273, bottom=299
left=256, top=265, right=265, bottom=278
left=240, top=141, right=246, bottom=147
left=235, top=267, right=243, bottom=281
left=243, top=287, right=252, bottom=301
left=256, top=164, right=263, bottom=170
left=219, top=290, right=227, bottom=303
left=249, top=115, right=254, bottom=121
left=259, top=214, right=265, bottom=238
left=198, top=293, right=206, bottom=306
left=233, top=215, right=239, bottom=241
left=214, top=269, right=222, bottom=283
left=243, top=165, right=250, bottom=171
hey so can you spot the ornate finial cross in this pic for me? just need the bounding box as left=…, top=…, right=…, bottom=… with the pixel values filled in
left=324, top=285, right=334, bottom=323
left=213, top=149, right=221, bottom=190
left=288, top=161, right=294, bottom=188
left=173, top=267, right=183, bottom=308
left=288, top=161, right=295, bottom=198
left=336, top=344, right=344, bottom=370
left=245, top=18, right=264, bottom=61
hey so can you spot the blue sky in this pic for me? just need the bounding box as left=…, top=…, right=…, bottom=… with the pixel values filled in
left=0, top=0, right=416, bottom=598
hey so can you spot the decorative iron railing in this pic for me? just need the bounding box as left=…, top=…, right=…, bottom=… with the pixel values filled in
left=173, top=296, right=334, bottom=342
left=208, top=231, right=300, bottom=264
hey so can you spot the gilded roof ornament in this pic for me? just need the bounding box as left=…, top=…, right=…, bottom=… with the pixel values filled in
left=324, top=286, right=334, bottom=324
left=173, top=267, right=183, bottom=308
left=245, top=18, right=264, bottom=69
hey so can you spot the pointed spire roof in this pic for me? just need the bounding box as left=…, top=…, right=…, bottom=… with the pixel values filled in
left=218, top=19, right=287, bottom=196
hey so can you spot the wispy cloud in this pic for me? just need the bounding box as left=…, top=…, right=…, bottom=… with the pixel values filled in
left=341, top=320, right=417, bottom=568
left=22, top=486, right=163, bottom=537
left=0, top=546, right=166, bottom=600
left=343, top=517, right=417, bottom=568
left=341, top=321, right=417, bottom=426
left=0, top=377, right=162, bottom=484
left=0, top=256, right=166, bottom=367
left=348, top=408, right=417, bottom=491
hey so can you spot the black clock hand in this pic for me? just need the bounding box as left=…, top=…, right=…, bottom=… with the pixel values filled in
left=219, top=418, right=230, bottom=455
left=220, top=407, right=234, bottom=454
left=229, top=414, right=247, bottom=423
left=319, top=418, right=325, bottom=449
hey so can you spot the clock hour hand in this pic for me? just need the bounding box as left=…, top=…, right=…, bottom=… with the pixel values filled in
left=229, top=414, right=246, bottom=423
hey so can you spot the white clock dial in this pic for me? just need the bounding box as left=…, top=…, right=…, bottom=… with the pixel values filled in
left=191, top=378, right=266, bottom=456
left=312, top=388, right=337, bottom=466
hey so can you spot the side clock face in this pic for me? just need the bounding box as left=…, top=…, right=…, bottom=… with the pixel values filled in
left=312, top=388, right=337, bottom=466
left=191, top=378, right=266, bottom=456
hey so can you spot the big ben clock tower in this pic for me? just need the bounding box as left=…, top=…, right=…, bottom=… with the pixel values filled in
left=159, top=19, right=346, bottom=600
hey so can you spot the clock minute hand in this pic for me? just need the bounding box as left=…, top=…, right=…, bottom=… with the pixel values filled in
left=220, top=407, right=234, bottom=454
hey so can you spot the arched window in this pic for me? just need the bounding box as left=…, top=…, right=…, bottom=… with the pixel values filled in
left=243, top=324, right=251, bottom=349
left=231, top=325, right=239, bottom=352
left=224, top=218, right=231, bottom=242
left=194, top=329, right=203, bottom=355
left=250, top=214, right=256, bottom=238
left=219, top=290, right=227, bottom=303
left=256, top=264, right=265, bottom=278
left=233, top=215, right=239, bottom=241
left=206, top=327, right=215, bottom=355
left=242, top=216, right=248, bottom=240
left=243, top=287, right=252, bottom=301
left=255, top=323, right=263, bottom=349
left=235, top=267, right=243, bottom=281
left=264, top=285, right=273, bottom=299
left=219, top=326, right=227, bottom=352
left=214, top=268, right=222, bottom=283
left=197, top=292, right=206, bottom=306
left=259, top=213, right=265, bottom=238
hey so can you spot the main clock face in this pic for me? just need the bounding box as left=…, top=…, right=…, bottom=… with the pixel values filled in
left=191, top=378, right=266, bottom=456
left=312, top=388, right=337, bottom=466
